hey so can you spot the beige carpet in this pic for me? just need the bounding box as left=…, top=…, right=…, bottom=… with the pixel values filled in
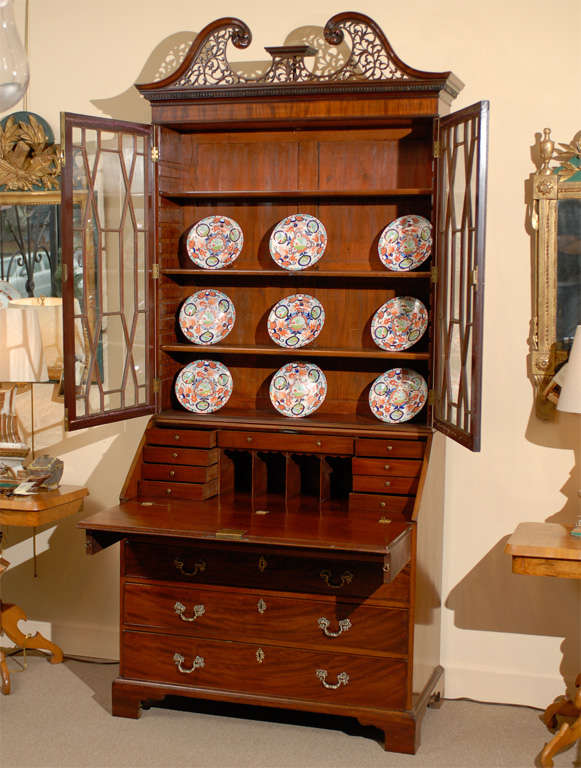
left=0, top=654, right=578, bottom=768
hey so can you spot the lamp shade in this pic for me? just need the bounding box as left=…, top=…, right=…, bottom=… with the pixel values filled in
left=557, top=325, right=581, bottom=414
left=0, top=302, right=47, bottom=382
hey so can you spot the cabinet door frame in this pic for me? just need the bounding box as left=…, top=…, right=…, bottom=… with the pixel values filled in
left=60, top=113, right=157, bottom=431
left=432, top=101, right=489, bottom=451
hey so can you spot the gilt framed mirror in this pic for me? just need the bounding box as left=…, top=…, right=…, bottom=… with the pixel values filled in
left=531, top=128, right=581, bottom=415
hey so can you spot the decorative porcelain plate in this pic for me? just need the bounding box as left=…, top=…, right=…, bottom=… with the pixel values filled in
left=371, top=296, right=428, bottom=351
left=269, top=214, right=327, bottom=271
left=174, top=360, right=233, bottom=413
left=368, top=367, right=428, bottom=423
left=269, top=362, right=327, bottom=418
left=179, top=289, right=235, bottom=345
left=186, top=215, right=243, bottom=269
left=378, top=215, right=432, bottom=271
left=267, top=294, right=325, bottom=349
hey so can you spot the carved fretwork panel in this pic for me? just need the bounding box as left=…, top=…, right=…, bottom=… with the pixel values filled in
left=433, top=102, right=489, bottom=451
left=138, top=13, right=462, bottom=102
left=60, top=115, right=156, bottom=431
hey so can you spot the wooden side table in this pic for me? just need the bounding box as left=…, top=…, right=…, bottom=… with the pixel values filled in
left=505, top=522, right=581, bottom=767
left=0, top=485, right=89, bottom=695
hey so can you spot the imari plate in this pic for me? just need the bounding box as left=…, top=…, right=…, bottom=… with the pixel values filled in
left=186, top=215, right=243, bottom=269
left=269, top=362, right=327, bottom=418
left=368, top=367, right=427, bottom=423
left=378, top=215, right=432, bottom=271
left=371, top=296, right=428, bottom=351
left=267, top=294, right=325, bottom=349
left=174, top=360, right=233, bottom=413
left=269, top=214, right=327, bottom=271
left=179, top=290, right=235, bottom=345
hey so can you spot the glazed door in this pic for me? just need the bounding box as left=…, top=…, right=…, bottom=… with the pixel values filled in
left=60, top=113, right=156, bottom=431
left=433, top=101, right=489, bottom=451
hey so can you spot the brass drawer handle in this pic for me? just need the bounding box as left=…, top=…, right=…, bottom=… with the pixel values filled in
left=316, top=669, right=349, bottom=690
left=320, top=569, right=353, bottom=589
left=173, top=652, right=205, bottom=675
left=386, top=445, right=393, bottom=451
left=318, top=617, right=352, bottom=638
left=174, top=601, right=205, bottom=622
left=174, top=557, right=206, bottom=577
left=169, top=470, right=175, bottom=478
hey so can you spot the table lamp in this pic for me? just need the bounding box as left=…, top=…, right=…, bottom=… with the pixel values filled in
left=557, top=324, right=581, bottom=535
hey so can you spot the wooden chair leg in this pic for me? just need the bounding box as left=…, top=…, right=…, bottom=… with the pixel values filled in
left=540, top=716, right=581, bottom=767
left=0, top=647, right=10, bottom=694
left=1, top=603, right=63, bottom=664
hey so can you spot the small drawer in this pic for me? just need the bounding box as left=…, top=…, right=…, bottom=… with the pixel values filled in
left=142, top=445, right=218, bottom=466
left=348, top=493, right=415, bottom=518
left=352, top=457, right=421, bottom=477
left=123, top=582, right=409, bottom=655
left=140, top=478, right=218, bottom=501
left=218, top=430, right=353, bottom=455
left=352, top=475, right=419, bottom=495
left=142, top=463, right=218, bottom=483
left=148, top=427, right=216, bottom=449
left=355, top=438, right=425, bottom=459
left=121, top=630, right=408, bottom=710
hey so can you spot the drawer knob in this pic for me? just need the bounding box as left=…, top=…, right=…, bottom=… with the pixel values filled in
left=315, top=669, right=350, bottom=690
left=174, top=601, right=205, bottom=622
left=384, top=481, right=391, bottom=487
left=174, top=434, right=180, bottom=441
left=384, top=464, right=390, bottom=470
left=172, top=451, right=178, bottom=458
left=174, top=557, right=206, bottom=577
left=386, top=445, right=393, bottom=451
left=169, top=470, right=175, bottom=478
left=166, top=488, right=173, bottom=495
left=173, top=652, right=205, bottom=675
left=246, top=436, right=253, bottom=443
left=320, top=569, right=353, bottom=589
left=316, top=440, right=322, bottom=447
left=318, top=617, right=352, bottom=638
left=380, top=501, right=386, bottom=508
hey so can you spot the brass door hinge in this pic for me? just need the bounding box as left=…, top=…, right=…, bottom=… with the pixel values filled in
left=64, top=408, right=70, bottom=431
left=471, top=266, right=479, bottom=286
left=152, top=263, right=160, bottom=279
left=433, top=140, right=441, bottom=158
left=430, top=266, right=438, bottom=284
left=62, top=262, right=69, bottom=282
left=153, top=377, right=161, bottom=394
left=151, top=146, right=159, bottom=162
left=428, top=390, right=435, bottom=406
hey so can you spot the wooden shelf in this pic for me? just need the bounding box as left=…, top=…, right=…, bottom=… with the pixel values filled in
left=160, top=188, right=433, bottom=201
left=155, top=408, right=432, bottom=438
left=160, top=343, right=430, bottom=361
left=162, top=268, right=431, bottom=280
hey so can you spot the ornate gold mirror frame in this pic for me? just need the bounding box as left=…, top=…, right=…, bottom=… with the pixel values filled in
left=531, top=128, right=581, bottom=416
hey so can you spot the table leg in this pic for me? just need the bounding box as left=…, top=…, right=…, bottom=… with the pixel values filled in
left=1, top=603, right=63, bottom=664
left=540, top=674, right=581, bottom=767
left=0, top=647, right=9, bottom=694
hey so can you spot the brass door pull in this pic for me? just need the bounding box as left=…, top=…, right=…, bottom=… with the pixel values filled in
left=174, top=601, right=205, bottom=622
left=320, top=569, right=353, bottom=589
left=318, top=617, right=352, bottom=637
left=173, top=653, right=205, bottom=674
left=174, top=557, right=206, bottom=577
left=316, top=669, right=349, bottom=689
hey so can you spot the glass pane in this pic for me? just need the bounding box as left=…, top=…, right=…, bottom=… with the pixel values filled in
left=557, top=199, right=581, bottom=349
left=64, top=116, right=152, bottom=426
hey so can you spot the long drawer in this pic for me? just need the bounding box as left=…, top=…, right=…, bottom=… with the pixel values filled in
left=123, top=539, right=411, bottom=600
left=219, top=431, right=353, bottom=455
left=139, top=478, right=218, bottom=500
left=121, top=630, right=408, bottom=709
left=123, top=582, right=409, bottom=655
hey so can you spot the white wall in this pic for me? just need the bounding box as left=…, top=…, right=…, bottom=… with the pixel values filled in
left=2, top=0, right=580, bottom=706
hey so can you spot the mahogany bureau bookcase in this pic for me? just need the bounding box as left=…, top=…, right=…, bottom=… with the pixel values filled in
left=60, top=13, right=488, bottom=754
